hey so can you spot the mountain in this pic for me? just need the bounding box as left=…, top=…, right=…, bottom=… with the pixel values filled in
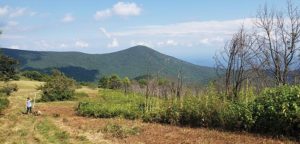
left=0, top=46, right=217, bottom=83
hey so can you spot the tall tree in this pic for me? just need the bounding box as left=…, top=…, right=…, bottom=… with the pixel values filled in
left=0, top=31, right=19, bottom=81
left=254, top=1, right=300, bottom=85
left=215, top=27, right=255, bottom=100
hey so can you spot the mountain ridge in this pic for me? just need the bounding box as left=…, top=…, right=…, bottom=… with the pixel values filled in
left=0, top=46, right=217, bottom=83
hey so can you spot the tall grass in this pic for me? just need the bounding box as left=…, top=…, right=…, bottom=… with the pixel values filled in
left=77, top=85, right=300, bottom=139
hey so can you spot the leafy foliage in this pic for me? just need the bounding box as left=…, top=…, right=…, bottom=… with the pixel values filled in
left=0, top=54, right=18, bottom=81
left=39, top=70, right=76, bottom=102
left=21, top=70, right=49, bottom=81
left=252, top=85, right=300, bottom=137
left=77, top=85, right=300, bottom=138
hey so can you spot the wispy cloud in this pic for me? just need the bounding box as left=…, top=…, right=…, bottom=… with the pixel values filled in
left=62, top=13, right=75, bottom=23
left=75, top=40, right=89, bottom=48
left=113, top=18, right=253, bottom=37
left=0, top=5, right=36, bottom=18
left=0, top=6, right=9, bottom=17
left=100, top=27, right=119, bottom=48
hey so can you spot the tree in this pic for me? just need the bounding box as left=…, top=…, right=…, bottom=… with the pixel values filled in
left=0, top=51, right=18, bottom=82
left=123, top=77, right=131, bottom=94
left=39, top=70, right=76, bottom=101
left=254, top=1, right=300, bottom=85
left=108, top=74, right=122, bottom=89
left=98, top=76, right=110, bottom=88
left=215, top=27, right=255, bottom=100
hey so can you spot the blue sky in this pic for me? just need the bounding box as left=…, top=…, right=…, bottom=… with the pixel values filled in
left=0, top=0, right=294, bottom=66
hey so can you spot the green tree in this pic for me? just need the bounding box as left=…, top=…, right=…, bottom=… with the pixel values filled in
left=21, top=70, right=49, bottom=81
left=98, top=76, right=110, bottom=88
left=123, top=77, right=131, bottom=94
left=39, top=70, right=76, bottom=101
left=109, top=74, right=122, bottom=89
left=0, top=52, right=18, bottom=82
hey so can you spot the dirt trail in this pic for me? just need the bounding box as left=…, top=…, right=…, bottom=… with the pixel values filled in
left=0, top=81, right=113, bottom=144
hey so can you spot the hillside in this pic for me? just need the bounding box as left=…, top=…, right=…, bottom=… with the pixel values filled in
left=1, top=46, right=217, bottom=82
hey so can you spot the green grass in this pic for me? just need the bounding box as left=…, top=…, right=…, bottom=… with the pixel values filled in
left=35, top=119, right=70, bottom=144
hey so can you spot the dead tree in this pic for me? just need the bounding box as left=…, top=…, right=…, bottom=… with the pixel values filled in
left=215, top=27, right=255, bottom=100
left=254, top=1, right=300, bottom=85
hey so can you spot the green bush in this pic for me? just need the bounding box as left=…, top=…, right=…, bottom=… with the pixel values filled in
left=221, top=102, right=254, bottom=130
left=21, top=70, right=49, bottom=81
left=77, top=90, right=144, bottom=120
left=76, top=85, right=300, bottom=138
left=39, top=70, right=76, bottom=102
left=251, top=85, right=300, bottom=137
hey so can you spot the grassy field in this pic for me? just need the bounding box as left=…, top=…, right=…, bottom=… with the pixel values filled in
left=0, top=80, right=297, bottom=144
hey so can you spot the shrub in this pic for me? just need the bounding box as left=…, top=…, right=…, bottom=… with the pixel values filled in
left=221, top=102, right=254, bottom=130
left=39, top=70, right=76, bottom=102
left=0, top=83, right=18, bottom=96
left=251, top=85, right=300, bottom=137
left=77, top=90, right=144, bottom=120
left=21, top=70, right=49, bottom=81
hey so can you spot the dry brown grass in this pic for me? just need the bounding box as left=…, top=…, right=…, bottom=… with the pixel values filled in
left=0, top=80, right=297, bottom=144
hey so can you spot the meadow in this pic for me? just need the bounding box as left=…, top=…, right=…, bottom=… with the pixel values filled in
left=0, top=80, right=297, bottom=144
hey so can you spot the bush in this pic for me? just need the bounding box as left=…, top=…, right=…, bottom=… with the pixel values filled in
left=76, top=84, right=300, bottom=138
left=21, top=70, right=49, bottom=81
left=251, top=85, right=300, bottom=137
left=39, top=70, right=76, bottom=102
left=77, top=90, right=144, bottom=120
left=0, top=83, right=18, bottom=96
left=0, top=97, right=9, bottom=112
left=221, top=102, right=254, bottom=130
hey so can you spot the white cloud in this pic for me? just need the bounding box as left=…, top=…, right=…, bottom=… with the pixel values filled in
left=94, top=9, right=111, bottom=20
left=166, top=39, right=178, bottom=46
left=108, top=38, right=119, bottom=48
left=0, top=5, right=36, bottom=18
left=0, top=6, right=9, bottom=16
left=59, top=43, right=68, bottom=48
left=62, top=13, right=75, bottom=23
left=10, top=45, right=19, bottom=49
left=94, top=2, right=141, bottom=20
left=7, top=21, right=18, bottom=27
left=100, top=27, right=119, bottom=48
left=130, top=40, right=153, bottom=47
left=9, top=7, right=27, bottom=18
left=34, top=40, right=52, bottom=49
left=113, top=18, right=253, bottom=37
left=75, top=41, right=89, bottom=48
left=112, top=2, right=141, bottom=16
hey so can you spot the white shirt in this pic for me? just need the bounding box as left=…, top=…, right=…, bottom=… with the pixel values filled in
left=26, top=100, right=32, bottom=107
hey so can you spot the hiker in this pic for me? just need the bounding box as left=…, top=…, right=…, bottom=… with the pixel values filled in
left=26, top=97, right=32, bottom=114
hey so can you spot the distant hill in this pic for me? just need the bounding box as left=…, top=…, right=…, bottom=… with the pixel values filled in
left=1, top=46, right=217, bottom=83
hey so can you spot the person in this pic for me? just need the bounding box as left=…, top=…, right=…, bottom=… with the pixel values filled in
left=26, top=97, right=32, bottom=114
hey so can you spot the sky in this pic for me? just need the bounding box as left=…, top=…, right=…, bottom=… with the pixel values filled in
left=0, top=0, right=295, bottom=66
